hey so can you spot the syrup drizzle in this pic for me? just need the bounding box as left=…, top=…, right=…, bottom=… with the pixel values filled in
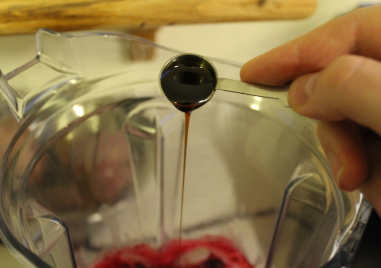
left=160, top=54, right=218, bottom=266
left=177, top=112, right=190, bottom=267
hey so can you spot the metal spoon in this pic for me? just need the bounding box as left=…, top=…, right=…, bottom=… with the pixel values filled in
left=159, top=53, right=289, bottom=112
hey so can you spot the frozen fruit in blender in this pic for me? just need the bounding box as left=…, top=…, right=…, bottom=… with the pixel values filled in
left=92, top=236, right=254, bottom=268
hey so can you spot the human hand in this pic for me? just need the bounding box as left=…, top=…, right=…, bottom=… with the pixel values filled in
left=240, top=5, right=381, bottom=216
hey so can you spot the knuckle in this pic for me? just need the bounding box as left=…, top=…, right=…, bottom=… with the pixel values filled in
left=321, top=55, right=363, bottom=92
left=307, top=55, right=364, bottom=120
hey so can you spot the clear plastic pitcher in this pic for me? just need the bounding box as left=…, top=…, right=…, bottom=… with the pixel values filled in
left=0, top=29, right=370, bottom=268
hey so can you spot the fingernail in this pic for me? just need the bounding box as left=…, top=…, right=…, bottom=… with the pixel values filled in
left=326, top=151, right=344, bottom=186
left=288, top=73, right=319, bottom=107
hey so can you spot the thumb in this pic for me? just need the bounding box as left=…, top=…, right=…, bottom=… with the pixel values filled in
left=287, top=54, right=381, bottom=210
left=288, top=54, right=381, bottom=135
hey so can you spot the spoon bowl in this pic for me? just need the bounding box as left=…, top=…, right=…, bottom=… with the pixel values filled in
left=159, top=54, right=218, bottom=112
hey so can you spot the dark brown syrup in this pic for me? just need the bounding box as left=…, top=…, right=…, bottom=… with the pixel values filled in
left=176, top=112, right=190, bottom=267
left=160, top=54, right=219, bottom=267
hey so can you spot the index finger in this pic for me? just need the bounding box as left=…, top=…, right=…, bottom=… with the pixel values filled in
left=240, top=5, right=381, bottom=86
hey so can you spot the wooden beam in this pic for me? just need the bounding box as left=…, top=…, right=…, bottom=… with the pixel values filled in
left=0, top=0, right=317, bottom=35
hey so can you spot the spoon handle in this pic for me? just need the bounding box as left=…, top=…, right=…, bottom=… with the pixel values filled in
left=216, top=78, right=289, bottom=107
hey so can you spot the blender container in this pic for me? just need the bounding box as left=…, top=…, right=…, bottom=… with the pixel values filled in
left=0, top=29, right=370, bottom=268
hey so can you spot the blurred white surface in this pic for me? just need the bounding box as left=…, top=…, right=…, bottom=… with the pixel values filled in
left=0, top=0, right=379, bottom=267
left=3, top=1, right=381, bottom=75
left=156, top=0, right=357, bottom=63
left=0, top=0, right=362, bottom=75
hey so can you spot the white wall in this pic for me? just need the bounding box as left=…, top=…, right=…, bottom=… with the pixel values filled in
left=0, top=0, right=379, bottom=74
left=156, top=0, right=360, bottom=63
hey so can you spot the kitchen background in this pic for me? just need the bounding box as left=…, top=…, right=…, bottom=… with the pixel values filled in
left=1, top=0, right=380, bottom=267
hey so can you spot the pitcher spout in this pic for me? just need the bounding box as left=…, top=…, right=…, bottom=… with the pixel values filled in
left=0, top=70, right=19, bottom=120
